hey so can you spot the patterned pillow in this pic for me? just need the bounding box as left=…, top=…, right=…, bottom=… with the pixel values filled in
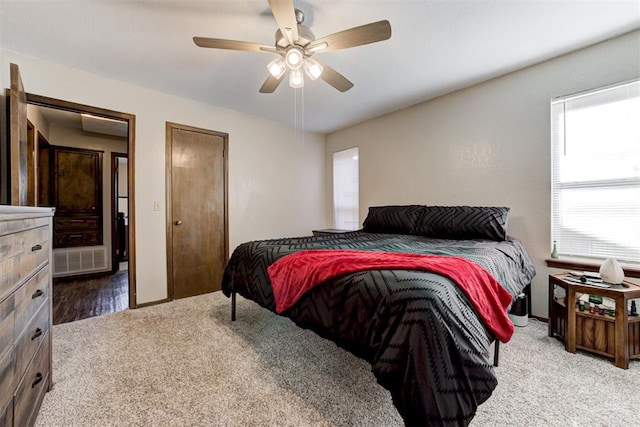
left=362, top=205, right=425, bottom=234
left=412, top=205, right=456, bottom=237
left=415, top=206, right=510, bottom=241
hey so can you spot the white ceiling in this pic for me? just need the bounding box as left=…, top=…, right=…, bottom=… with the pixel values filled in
left=2, top=1, right=639, bottom=134
left=32, top=105, right=128, bottom=138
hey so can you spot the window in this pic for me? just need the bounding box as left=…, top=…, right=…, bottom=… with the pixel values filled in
left=333, top=147, right=359, bottom=230
left=551, top=80, right=640, bottom=263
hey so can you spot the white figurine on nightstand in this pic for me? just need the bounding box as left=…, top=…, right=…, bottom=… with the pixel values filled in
left=599, top=258, right=624, bottom=284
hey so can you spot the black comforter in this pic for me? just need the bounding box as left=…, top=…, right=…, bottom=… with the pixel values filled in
left=221, top=231, right=535, bottom=426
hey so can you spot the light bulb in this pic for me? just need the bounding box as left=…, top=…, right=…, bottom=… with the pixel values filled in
left=289, top=68, right=304, bottom=88
left=285, top=47, right=304, bottom=70
left=303, top=58, right=323, bottom=80
left=267, top=57, right=286, bottom=79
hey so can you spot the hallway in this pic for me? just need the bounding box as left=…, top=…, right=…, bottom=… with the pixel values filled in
left=52, top=264, right=128, bottom=325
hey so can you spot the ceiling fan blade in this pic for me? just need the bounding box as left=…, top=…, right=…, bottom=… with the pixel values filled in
left=268, top=0, right=299, bottom=45
left=259, top=74, right=285, bottom=93
left=193, top=37, right=272, bottom=53
left=317, top=62, right=354, bottom=92
left=307, top=20, right=391, bottom=53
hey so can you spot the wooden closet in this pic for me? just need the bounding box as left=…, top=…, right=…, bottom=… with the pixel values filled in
left=50, top=146, right=103, bottom=248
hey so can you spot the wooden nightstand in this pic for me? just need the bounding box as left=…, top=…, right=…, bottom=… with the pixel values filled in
left=311, top=229, right=353, bottom=236
left=548, top=273, right=640, bottom=369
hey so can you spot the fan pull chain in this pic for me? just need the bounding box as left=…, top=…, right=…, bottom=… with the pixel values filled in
left=301, top=86, right=305, bottom=149
left=293, top=86, right=298, bottom=143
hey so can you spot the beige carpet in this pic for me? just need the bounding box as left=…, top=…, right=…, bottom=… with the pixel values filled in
left=36, top=291, right=639, bottom=426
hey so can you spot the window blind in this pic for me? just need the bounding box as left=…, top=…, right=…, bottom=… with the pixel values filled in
left=333, top=147, right=359, bottom=230
left=551, top=80, right=640, bottom=263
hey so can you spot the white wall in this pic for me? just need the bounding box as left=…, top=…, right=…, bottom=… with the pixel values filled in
left=326, top=30, right=640, bottom=318
left=1, top=50, right=326, bottom=305
left=26, top=104, right=49, bottom=140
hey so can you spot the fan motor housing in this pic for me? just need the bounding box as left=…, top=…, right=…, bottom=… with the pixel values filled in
left=275, top=25, right=315, bottom=49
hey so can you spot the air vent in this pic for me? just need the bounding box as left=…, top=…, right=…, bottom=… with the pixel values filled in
left=52, top=247, right=108, bottom=277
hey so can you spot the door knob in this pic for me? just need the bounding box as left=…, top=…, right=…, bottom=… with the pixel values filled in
left=175, top=220, right=183, bottom=226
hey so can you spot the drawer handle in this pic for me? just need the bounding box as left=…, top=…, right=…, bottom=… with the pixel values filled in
left=69, top=234, right=83, bottom=238
left=31, top=244, right=43, bottom=251
left=32, top=372, right=43, bottom=388
left=32, top=328, right=43, bottom=340
left=32, top=289, right=44, bottom=299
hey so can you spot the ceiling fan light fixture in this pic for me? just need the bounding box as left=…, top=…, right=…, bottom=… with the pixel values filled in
left=303, top=58, right=323, bottom=80
left=285, top=47, right=304, bottom=70
left=267, top=56, right=286, bottom=79
left=289, top=68, right=304, bottom=88
left=194, top=4, right=391, bottom=93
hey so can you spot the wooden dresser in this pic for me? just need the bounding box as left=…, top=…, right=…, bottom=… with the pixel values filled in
left=0, top=206, right=54, bottom=426
left=51, top=146, right=103, bottom=248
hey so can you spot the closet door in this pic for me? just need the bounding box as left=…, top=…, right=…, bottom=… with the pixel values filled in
left=53, top=146, right=103, bottom=248
left=166, top=123, right=228, bottom=299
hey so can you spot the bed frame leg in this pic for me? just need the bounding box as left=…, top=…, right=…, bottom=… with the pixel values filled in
left=231, top=292, right=236, bottom=321
left=493, top=341, right=500, bottom=367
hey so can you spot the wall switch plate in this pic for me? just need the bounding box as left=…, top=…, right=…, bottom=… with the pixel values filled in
left=153, top=201, right=161, bottom=212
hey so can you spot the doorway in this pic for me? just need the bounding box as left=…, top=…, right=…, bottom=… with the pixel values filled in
left=112, top=152, right=129, bottom=271
left=27, top=94, right=137, bottom=323
left=165, top=122, right=228, bottom=299
left=5, top=64, right=136, bottom=325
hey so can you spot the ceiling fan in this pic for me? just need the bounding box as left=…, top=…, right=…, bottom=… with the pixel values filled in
left=193, top=0, right=392, bottom=93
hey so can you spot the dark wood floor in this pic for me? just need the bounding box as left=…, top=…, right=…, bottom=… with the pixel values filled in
left=53, top=269, right=129, bottom=325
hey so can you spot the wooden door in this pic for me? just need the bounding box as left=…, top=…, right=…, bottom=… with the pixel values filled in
left=166, top=123, right=228, bottom=299
left=9, top=63, right=28, bottom=205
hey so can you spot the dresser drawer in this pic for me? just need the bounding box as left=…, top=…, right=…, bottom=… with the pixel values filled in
left=0, top=346, right=15, bottom=416
left=55, top=216, right=100, bottom=230
left=0, top=225, right=50, bottom=301
left=14, top=333, right=49, bottom=427
left=0, top=398, right=12, bottom=427
left=14, top=302, right=49, bottom=385
left=54, top=230, right=101, bottom=247
left=0, top=295, right=15, bottom=362
left=13, top=267, right=49, bottom=339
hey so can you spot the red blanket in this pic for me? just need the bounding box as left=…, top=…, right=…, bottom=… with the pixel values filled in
left=267, top=249, right=515, bottom=342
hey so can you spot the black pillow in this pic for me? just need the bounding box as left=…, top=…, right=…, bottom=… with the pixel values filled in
left=415, top=206, right=510, bottom=241
left=413, top=205, right=456, bottom=237
left=362, top=205, right=425, bottom=234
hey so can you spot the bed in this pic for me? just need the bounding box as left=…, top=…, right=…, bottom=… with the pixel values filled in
left=221, top=205, right=535, bottom=426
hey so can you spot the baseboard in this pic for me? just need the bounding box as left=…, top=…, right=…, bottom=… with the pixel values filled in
left=136, top=298, right=170, bottom=309
left=530, top=315, right=548, bottom=323
left=53, top=270, right=120, bottom=283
